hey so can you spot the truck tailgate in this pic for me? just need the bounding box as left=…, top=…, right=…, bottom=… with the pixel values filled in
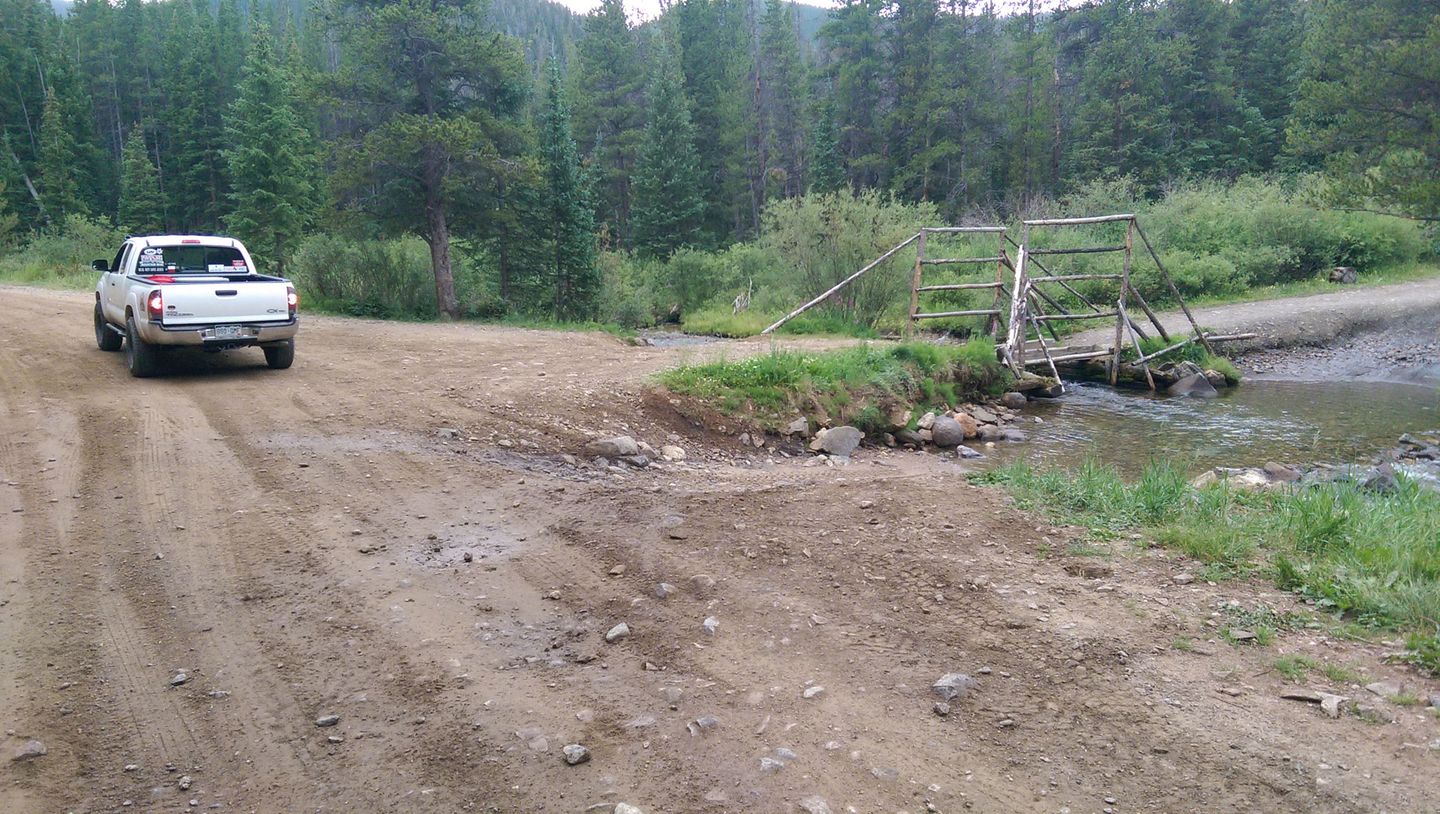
left=157, top=278, right=291, bottom=326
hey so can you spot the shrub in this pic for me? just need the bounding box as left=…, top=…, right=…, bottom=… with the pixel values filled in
left=0, top=214, right=126, bottom=289
left=290, top=234, right=494, bottom=319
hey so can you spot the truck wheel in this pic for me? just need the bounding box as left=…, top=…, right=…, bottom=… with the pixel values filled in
left=125, top=316, right=160, bottom=378
left=95, top=304, right=122, bottom=351
left=263, top=339, right=294, bottom=370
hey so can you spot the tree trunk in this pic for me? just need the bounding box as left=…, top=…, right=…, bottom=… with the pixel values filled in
left=425, top=186, right=460, bottom=321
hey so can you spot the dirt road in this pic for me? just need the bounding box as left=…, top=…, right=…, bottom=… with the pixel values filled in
left=2, top=285, right=1437, bottom=813
left=1074, top=275, right=1440, bottom=352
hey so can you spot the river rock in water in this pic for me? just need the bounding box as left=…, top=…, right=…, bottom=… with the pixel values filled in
left=1168, top=372, right=1219, bottom=399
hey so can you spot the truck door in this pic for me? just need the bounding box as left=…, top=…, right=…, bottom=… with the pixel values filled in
left=104, top=244, right=131, bottom=320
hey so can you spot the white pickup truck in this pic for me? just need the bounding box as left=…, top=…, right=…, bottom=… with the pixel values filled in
left=93, top=235, right=298, bottom=377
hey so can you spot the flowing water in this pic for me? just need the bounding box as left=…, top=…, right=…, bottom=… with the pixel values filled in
left=992, top=376, right=1440, bottom=476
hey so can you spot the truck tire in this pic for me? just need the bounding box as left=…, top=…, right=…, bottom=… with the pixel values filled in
left=125, top=315, right=160, bottom=378
left=263, top=339, right=294, bottom=370
left=95, top=303, right=122, bottom=351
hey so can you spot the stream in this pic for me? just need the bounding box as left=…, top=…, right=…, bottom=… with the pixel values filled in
left=994, top=376, right=1439, bottom=477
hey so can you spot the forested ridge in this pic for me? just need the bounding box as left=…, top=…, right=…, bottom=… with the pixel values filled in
left=0, top=0, right=1436, bottom=326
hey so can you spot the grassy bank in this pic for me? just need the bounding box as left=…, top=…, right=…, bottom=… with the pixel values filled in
left=976, top=460, right=1440, bottom=674
left=658, top=339, right=1011, bottom=432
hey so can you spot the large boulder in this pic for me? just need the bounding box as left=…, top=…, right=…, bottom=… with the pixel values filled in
left=895, top=429, right=925, bottom=448
left=818, top=426, right=864, bottom=457
left=1167, top=372, right=1219, bottom=399
left=1329, top=266, right=1358, bottom=284
left=586, top=436, right=640, bottom=458
left=1000, top=392, right=1027, bottom=410
left=930, top=416, right=967, bottom=448
left=1362, top=462, right=1399, bottom=494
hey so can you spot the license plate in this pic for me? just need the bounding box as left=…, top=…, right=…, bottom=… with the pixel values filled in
left=214, top=325, right=243, bottom=339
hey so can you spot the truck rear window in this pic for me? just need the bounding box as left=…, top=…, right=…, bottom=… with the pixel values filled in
left=136, top=245, right=249, bottom=274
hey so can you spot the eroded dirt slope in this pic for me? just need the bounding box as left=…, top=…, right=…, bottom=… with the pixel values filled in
left=1, top=286, right=1437, bottom=813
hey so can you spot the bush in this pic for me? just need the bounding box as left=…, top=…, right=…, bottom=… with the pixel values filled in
left=290, top=234, right=495, bottom=319
left=0, top=214, right=126, bottom=289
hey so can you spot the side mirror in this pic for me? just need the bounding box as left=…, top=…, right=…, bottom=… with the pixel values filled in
left=92, top=259, right=110, bottom=272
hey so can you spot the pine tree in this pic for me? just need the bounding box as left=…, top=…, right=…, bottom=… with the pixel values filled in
left=630, top=34, right=706, bottom=258
left=223, top=22, right=319, bottom=277
left=540, top=59, right=599, bottom=320
left=0, top=178, right=19, bottom=246
left=36, top=86, right=87, bottom=226
left=118, top=127, right=165, bottom=233
left=818, top=0, right=887, bottom=189
left=572, top=0, right=645, bottom=246
left=808, top=94, right=845, bottom=194
left=758, top=0, right=808, bottom=200
left=163, top=0, right=228, bottom=231
left=325, top=0, right=529, bottom=319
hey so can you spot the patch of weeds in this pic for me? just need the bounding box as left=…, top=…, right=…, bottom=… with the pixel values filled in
left=1273, top=655, right=1317, bottom=682
left=1395, top=632, right=1440, bottom=676
left=1171, top=636, right=1195, bottom=653
left=1067, top=539, right=1111, bottom=557
left=1319, top=662, right=1362, bottom=684
left=1391, top=692, right=1423, bottom=707
left=1223, top=603, right=1311, bottom=634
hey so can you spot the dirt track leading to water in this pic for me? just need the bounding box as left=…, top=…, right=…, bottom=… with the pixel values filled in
left=2, top=285, right=1438, bottom=813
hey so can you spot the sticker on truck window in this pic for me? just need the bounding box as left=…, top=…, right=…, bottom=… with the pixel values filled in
left=138, top=247, right=165, bottom=268
left=208, top=264, right=230, bottom=272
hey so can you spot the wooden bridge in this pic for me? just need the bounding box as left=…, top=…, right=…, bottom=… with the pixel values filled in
left=762, top=214, right=1249, bottom=391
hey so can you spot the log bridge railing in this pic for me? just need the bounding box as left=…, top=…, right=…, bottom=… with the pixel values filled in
left=760, top=214, right=1232, bottom=390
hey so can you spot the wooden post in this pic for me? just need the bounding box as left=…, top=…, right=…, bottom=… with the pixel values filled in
left=1110, top=219, right=1134, bottom=386
left=1132, top=218, right=1213, bottom=353
left=1121, top=303, right=1156, bottom=391
left=906, top=230, right=927, bottom=339
left=1004, top=232, right=1030, bottom=371
left=1027, top=304, right=1065, bottom=395
left=991, top=231, right=1006, bottom=339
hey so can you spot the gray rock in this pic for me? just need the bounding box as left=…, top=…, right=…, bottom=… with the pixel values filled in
left=970, top=406, right=998, bottom=424
left=689, top=574, right=716, bottom=594
left=654, top=582, right=677, bottom=599
left=1172, top=573, right=1195, bottom=585
left=784, top=418, right=810, bottom=437
left=930, top=416, right=967, bottom=448
left=701, top=616, right=719, bottom=635
left=1365, top=681, right=1402, bottom=700
left=1330, top=266, right=1358, bottom=284
left=562, top=744, right=591, bottom=765
left=933, top=702, right=951, bottom=716
left=1167, top=373, right=1219, bottom=399
left=1000, top=392, right=1027, bottom=409
left=774, top=747, right=799, bottom=762
left=437, top=427, right=460, bottom=440
left=1362, top=463, right=1399, bottom=494
left=619, top=455, right=650, bottom=469
left=660, top=445, right=686, bottom=461
left=932, top=673, right=976, bottom=701
left=1263, top=461, right=1302, bottom=483
left=798, top=796, right=834, bottom=814
left=917, top=412, right=937, bottom=430
left=605, top=623, right=631, bottom=643
left=169, top=672, right=188, bottom=686
left=760, top=757, right=785, bottom=772
left=956, top=446, right=984, bottom=460
left=802, top=686, right=825, bottom=699
left=818, top=426, right=863, bottom=457
left=977, top=425, right=1026, bottom=443
left=12, top=740, right=46, bottom=762
left=315, top=714, right=340, bottom=727
left=586, top=436, right=639, bottom=459
left=895, top=429, right=925, bottom=448
left=178, top=775, right=193, bottom=790
left=615, top=805, right=644, bottom=814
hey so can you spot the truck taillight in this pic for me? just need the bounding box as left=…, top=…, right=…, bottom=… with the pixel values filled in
left=147, top=290, right=164, bottom=321
left=287, top=286, right=298, bottom=319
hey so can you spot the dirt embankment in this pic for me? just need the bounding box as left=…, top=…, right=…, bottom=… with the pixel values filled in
left=2, top=285, right=1438, bottom=813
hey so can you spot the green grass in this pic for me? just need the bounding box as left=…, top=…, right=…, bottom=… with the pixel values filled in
left=681, top=304, right=882, bottom=339
left=975, top=459, right=1440, bottom=674
left=658, top=339, right=1011, bottom=431
left=1319, top=662, right=1362, bottom=684
left=1274, top=655, right=1318, bottom=681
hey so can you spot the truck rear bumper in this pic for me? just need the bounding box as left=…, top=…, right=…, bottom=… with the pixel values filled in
left=137, top=318, right=298, bottom=347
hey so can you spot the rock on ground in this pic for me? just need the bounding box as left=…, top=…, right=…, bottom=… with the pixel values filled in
left=586, top=436, right=639, bottom=459
left=605, top=623, right=631, bottom=643
left=1000, top=392, right=1027, bottom=409
left=817, top=426, right=863, bottom=457
left=798, top=796, right=834, bottom=814
left=932, top=672, right=976, bottom=701
left=12, top=740, right=46, bottom=762
left=562, top=744, right=591, bottom=765
left=930, top=416, right=967, bottom=448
